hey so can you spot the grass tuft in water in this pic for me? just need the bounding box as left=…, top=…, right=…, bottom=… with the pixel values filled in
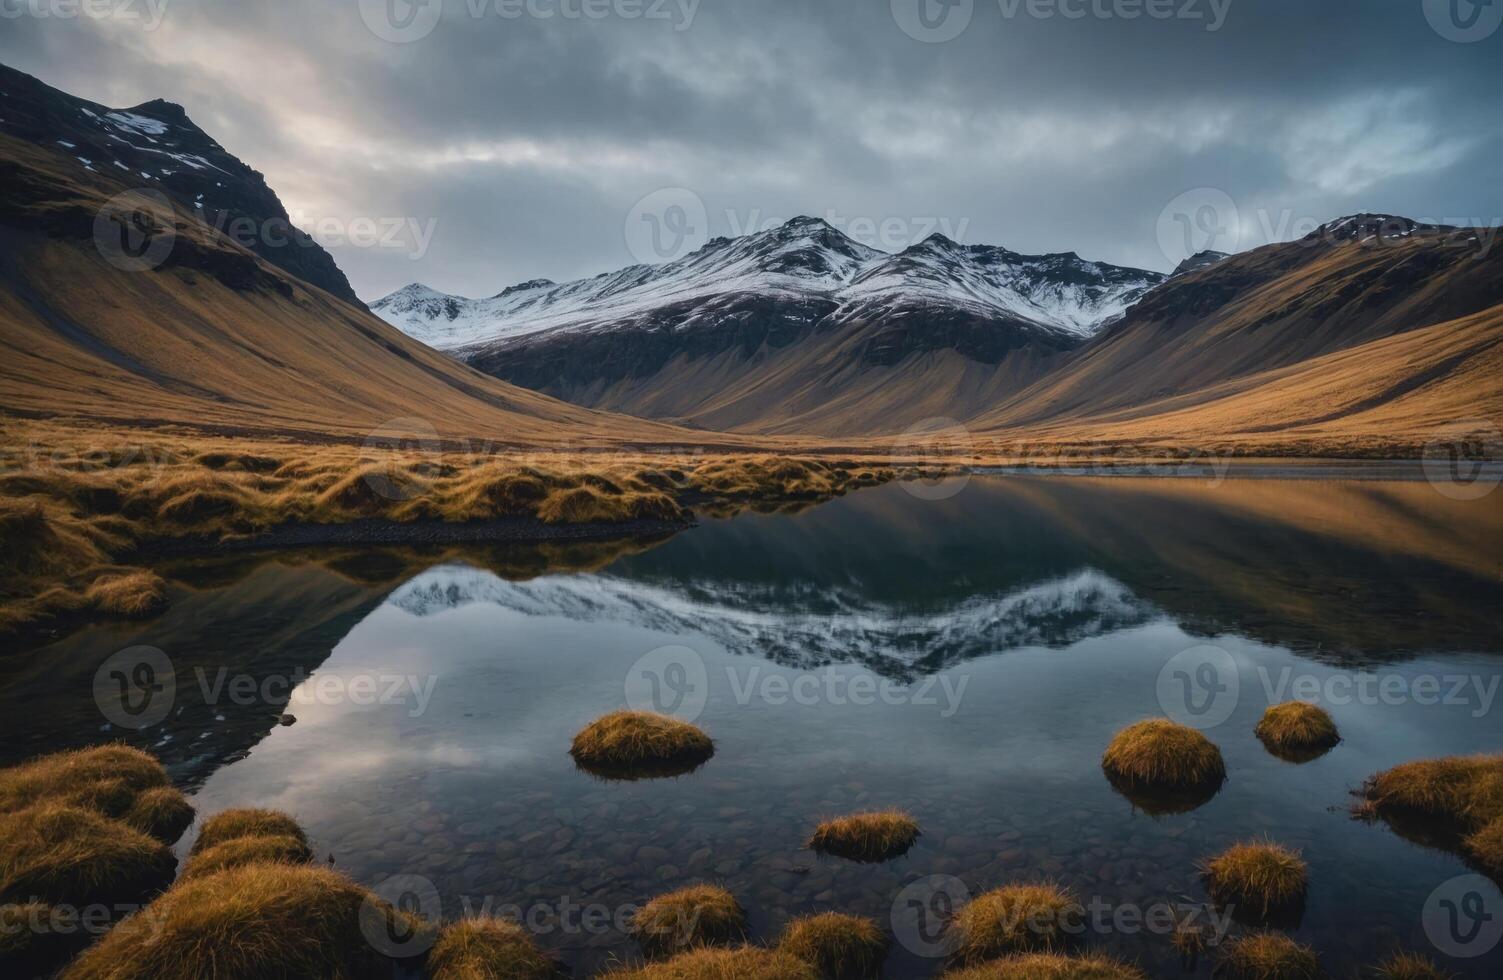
left=570, top=711, right=714, bottom=779
left=807, top=811, right=919, bottom=862
left=778, top=911, right=888, bottom=979
left=428, top=916, right=561, bottom=980
left=951, top=882, right=1081, bottom=964
left=1200, top=839, right=1308, bottom=926
left=631, top=884, right=747, bottom=958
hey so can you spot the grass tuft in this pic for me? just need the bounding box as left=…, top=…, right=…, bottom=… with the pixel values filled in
left=807, top=811, right=920, bottom=862
left=631, top=884, right=747, bottom=958
left=570, top=710, right=714, bottom=779
left=122, top=785, right=196, bottom=844
left=84, top=570, right=168, bottom=618
left=1200, top=839, right=1308, bottom=925
left=1368, top=951, right=1453, bottom=980
left=190, top=807, right=309, bottom=855
left=0, top=804, right=176, bottom=907
left=1101, top=719, right=1226, bottom=806
left=604, top=946, right=818, bottom=980
left=1214, top=931, right=1320, bottom=980
left=951, top=882, right=1081, bottom=964
left=1359, top=753, right=1503, bottom=874
left=940, top=952, right=1147, bottom=979
left=427, top=916, right=560, bottom=980
left=778, top=912, right=888, bottom=979
left=60, top=862, right=431, bottom=980
left=180, top=834, right=314, bottom=880
left=1255, top=702, right=1339, bottom=760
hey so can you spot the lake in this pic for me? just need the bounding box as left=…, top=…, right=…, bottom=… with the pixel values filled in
left=4, top=472, right=1501, bottom=977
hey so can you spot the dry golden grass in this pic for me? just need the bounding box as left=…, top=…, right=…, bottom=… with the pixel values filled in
left=807, top=811, right=920, bottom=862
left=0, top=804, right=176, bottom=907
left=951, top=883, right=1081, bottom=964
left=778, top=912, right=888, bottom=979
left=1214, top=932, right=1320, bottom=980
left=940, top=952, right=1147, bottom=979
left=1101, top=720, right=1226, bottom=791
left=0, top=422, right=903, bottom=638
left=604, top=946, right=819, bottom=980
left=179, top=834, right=314, bottom=881
left=190, top=807, right=309, bottom=855
left=59, top=862, right=431, bottom=980
left=570, top=711, right=715, bottom=778
left=1200, top=840, right=1309, bottom=922
left=1369, top=952, right=1453, bottom=980
left=1255, top=702, right=1340, bottom=759
left=121, top=785, right=196, bottom=844
left=1359, top=754, right=1503, bottom=875
left=428, top=916, right=560, bottom=980
left=81, top=571, right=166, bottom=616
left=0, top=745, right=191, bottom=844
left=631, top=884, right=747, bottom=958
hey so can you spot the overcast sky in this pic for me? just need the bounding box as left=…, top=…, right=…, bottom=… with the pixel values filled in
left=3, top=0, right=1499, bottom=301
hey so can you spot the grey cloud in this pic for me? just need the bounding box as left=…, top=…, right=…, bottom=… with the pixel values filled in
left=2, top=0, right=1497, bottom=300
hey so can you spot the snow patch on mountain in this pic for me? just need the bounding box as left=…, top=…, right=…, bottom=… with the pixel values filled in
left=387, top=563, right=1156, bottom=676
left=373, top=218, right=1164, bottom=352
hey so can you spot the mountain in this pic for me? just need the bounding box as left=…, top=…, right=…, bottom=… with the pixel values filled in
left=0, top=64, right=360, bottom=307
left=1171, top=249, right=1228, bottom=276
left=0, top=70, right=703, bottom=447
left=970, top=214, right=1503, bottom=452
left=373, top=217, right=1164, bottom=433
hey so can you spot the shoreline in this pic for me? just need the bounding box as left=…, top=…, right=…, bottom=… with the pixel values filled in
left=130, top=514, right=698, bottom=559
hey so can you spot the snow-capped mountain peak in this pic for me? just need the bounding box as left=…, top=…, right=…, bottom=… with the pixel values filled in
left=374, top=220, right=1164, bottom=351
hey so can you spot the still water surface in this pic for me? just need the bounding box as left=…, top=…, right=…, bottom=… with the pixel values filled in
left=4, top=474, right=1501, bottom=976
